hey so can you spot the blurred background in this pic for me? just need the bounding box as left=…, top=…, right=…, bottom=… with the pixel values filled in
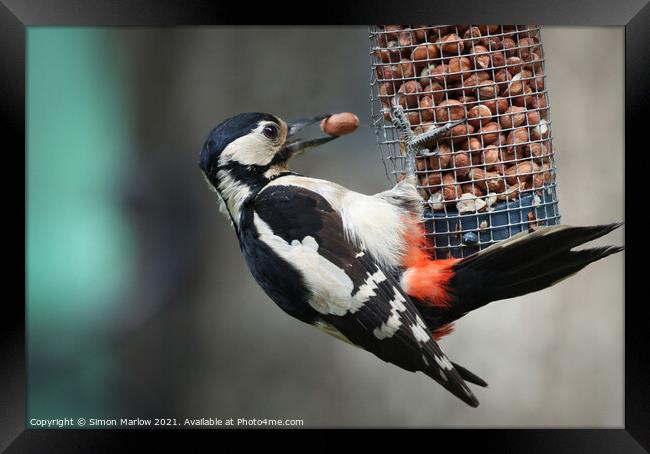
left=26, top=26, right=624, bottom=427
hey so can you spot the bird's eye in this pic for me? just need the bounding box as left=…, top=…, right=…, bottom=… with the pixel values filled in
left=262, top=125, right=279, bottom=140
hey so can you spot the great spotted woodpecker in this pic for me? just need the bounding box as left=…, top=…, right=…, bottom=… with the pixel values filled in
left=198, top=112, right=623, bottom=407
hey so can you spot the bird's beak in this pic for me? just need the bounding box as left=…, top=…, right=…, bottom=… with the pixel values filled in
left=282, top=114, right=338, bottom=156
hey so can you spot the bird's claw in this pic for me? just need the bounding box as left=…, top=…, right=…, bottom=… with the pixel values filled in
left=388, top=100, right=463, bottom=158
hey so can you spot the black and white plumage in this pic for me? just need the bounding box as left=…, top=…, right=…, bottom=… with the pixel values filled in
left=249, top=183, right=476, bottom=405
left=198, top=112, right=623, bottom=407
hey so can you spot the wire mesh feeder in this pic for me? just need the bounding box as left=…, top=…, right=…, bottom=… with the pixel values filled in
left=369, top=25, right=561, bottom=259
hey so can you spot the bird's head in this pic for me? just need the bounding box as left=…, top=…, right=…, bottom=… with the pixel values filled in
left=199, top=112, right=336, bottom=227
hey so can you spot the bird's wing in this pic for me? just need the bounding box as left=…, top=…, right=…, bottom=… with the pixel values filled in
left=252, top=183, right=479, bottom=407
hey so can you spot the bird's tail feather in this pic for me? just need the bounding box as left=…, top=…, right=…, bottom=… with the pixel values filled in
left=440, top=223, right=623, bottom=324
left=451, top=361, right=488, bottom=387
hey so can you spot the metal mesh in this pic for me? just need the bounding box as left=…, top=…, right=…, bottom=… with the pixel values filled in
left=369, top=25, right=561, bottom=258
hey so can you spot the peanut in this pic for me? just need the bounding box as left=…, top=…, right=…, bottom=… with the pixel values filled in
left=374, top=24, right=555, bottom=206
left=320, top=113, right=359, bottom=136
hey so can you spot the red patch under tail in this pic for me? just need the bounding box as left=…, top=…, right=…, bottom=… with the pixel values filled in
left=432, top=323, right=455, bottom=340
left=400, top=220, right=459, bottom=309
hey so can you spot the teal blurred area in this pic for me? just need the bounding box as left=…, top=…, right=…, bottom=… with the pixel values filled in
left=27, top=28, right=134, bottom=418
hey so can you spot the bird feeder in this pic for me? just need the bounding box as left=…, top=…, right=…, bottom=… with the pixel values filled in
left=369, top=25, right=561, bottom=259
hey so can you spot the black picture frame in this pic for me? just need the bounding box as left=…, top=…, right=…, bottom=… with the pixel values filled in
left=3, top=0, right=647, bottom=451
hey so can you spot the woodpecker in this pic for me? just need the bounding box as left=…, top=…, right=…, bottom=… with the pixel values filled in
left=198, top=112, right=623, bottom=407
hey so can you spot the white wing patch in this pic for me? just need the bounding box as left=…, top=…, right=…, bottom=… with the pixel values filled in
left=350, top=270, right=387, bottom=313
left=411, top=323, right=430, bottom=344
left=254, top=213, right=356, bottom=316
left=291, top=236, right=318, bottom=251
left=373, top=289, right=408, bottom=340
left=411, top=316, right=431, bottom=344
left=434, top=354, right=454, bottom=371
